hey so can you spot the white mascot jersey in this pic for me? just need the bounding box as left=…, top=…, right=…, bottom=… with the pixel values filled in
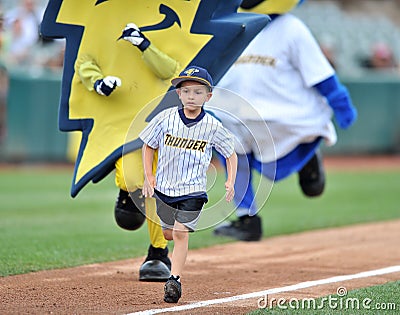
left=217, top=14, right=337, bottom=161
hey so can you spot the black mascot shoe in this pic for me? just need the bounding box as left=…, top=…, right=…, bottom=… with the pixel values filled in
left=139, top=245, right=171, bottom=282
left=213, top=215, right=262, bottom=241
left=298, top=150, right=325, bottom=197
left=114, top=189, right=146, bottom=231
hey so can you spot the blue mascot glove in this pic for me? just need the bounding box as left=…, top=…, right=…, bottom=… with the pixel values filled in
left=119, top=23, right=150, bottom=52
left=326, top=86, right=357, bottom=129
left=314, top=75, right=357, bottom=129
left=94, top=76, right=122, bottom=96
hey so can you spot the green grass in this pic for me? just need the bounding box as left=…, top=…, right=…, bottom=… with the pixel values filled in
left=0, top=167, right=153, bottom=275
left=259, top=170, right=400, bottom=237
left=0, top=166, right=399, bottom=276
left=250, top=280, right=400, bottom=314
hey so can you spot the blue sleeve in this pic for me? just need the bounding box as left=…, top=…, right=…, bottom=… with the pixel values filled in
left=314, top=75, right=340, bottom=97
left=313, top=75, right=357, bottom=129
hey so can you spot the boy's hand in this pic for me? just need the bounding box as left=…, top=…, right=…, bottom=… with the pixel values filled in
left=225, top=181, right=235, bottom=202
left=143, top=174, right=156, bottom=198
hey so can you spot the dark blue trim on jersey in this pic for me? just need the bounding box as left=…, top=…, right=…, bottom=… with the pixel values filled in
left=178, top=108, right=205, bottom=126
left=155, top=189, right=208, bottom=204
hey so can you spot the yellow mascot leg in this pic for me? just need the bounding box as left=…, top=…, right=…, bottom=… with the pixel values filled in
left=145, top=197, right=168, bottom=248
left=115, top=150, right=170, bottom=281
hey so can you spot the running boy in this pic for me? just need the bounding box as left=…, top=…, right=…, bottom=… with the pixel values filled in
left=140, top=65, right=237, bottom=303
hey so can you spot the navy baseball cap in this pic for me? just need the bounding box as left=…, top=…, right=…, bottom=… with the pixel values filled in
left=171, top=66, right=213, bottom=90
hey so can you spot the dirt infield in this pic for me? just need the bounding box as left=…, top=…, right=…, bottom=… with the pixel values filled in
left=323, top=155, right=400, bottom=171
left=1, top=219, right=399, bottom=314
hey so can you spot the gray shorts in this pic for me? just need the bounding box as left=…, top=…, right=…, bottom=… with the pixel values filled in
left=156, top=197, right=205, bottom=232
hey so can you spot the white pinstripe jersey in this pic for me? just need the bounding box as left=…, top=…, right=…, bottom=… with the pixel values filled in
left=140, top=107, right=234, bottom=197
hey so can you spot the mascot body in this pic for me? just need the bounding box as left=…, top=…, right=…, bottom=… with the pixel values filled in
left=40, top=0, right=269, bottom=280
left=214, top=0, right=357, bottom=241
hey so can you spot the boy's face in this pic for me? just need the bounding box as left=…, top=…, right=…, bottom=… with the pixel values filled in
left=176, top=81, right=212, bottom=112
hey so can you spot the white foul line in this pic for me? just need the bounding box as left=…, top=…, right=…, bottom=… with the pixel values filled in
left=127, top=265, right=400, bottom=315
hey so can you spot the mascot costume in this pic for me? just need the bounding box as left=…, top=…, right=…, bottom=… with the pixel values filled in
left=40, top=0, right=269, bottom=281
left=213, top=0, right=358, bottom=241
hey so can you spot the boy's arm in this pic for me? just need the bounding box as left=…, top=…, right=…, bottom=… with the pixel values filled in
left=225, top=152, right=238, bottom=202
left=142, top=143, right=156, bottom=197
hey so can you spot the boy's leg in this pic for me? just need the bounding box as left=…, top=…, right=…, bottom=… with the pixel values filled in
left=163, top=198, right=204, bottom=303
left=163, top=221, right=187, bottom=304
left=164, top=220, right=193, bottom=303
left=170, top=221, right=189, bottom=277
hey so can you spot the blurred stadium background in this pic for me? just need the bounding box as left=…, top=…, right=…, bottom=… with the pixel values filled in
left=0, top=0, right=399, bottom=163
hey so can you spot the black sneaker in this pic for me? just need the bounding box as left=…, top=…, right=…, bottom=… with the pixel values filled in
left=139, top=245, right=171, bottom=282
left=164, top=276, right=182, bottom=303
left=298, top=150, right=325, bottom=197
left=213, top=215, right=262, bottom=241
